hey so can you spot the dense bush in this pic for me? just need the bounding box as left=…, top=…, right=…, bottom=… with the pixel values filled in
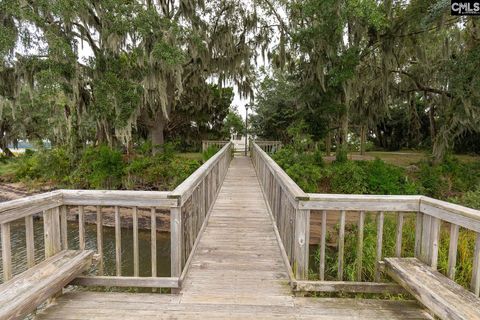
left=10, top=143, right=203, bottom=190
left=272, top=146, right=323, bottom=192
left=71, top=145, right=124, bottom=189
left=15, top=147, right=72, bottom=184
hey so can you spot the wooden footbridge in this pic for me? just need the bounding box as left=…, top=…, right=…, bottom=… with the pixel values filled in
left=1, top=142, right=480, bottom=319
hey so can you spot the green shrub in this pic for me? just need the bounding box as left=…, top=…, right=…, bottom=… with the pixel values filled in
left=124, top=150, right=200, bottom=190
left=328, top=161, right=367, bottom=194
left=14, top=147, right=72, bottom=184
left=202, top=145, right=220, bottom=161
left=71, top=145, right=124, bottom=189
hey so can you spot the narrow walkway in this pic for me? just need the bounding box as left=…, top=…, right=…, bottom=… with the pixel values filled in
left=180, top=156, right=292, bottom=306
left=38, top=156, right=433, bottom=319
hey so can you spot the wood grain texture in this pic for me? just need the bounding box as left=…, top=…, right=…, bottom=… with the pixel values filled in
left=0, top=250, right=93, bottom=320
left=386, top=257, right=480, bottom=320
left=1, top=222, right=12, bottom=281
left=35, top=292, right=433, bottom=319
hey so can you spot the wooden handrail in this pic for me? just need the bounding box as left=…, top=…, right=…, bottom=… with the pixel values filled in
left=170, top=142, right=233, bottom=205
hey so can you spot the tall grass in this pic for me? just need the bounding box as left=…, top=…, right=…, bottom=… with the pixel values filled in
left=311, top=214, right=476, bottom=289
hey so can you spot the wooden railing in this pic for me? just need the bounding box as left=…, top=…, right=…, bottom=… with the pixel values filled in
left=252, top=142, right=480, bottom=296
left=0, top=142, right=233, bottom=289
left=252, top=140, right=282, bottom=153
left=201, top=140, right=230, bottom=152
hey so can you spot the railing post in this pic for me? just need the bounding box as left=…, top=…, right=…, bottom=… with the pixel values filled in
left=170, top=204, right=183, bottom=279
left=294, top=208, right=310, bottom=280
left=43, top=207, right=61, bottom=258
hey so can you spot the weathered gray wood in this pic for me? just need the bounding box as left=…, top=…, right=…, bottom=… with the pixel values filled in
left=385, top=257, right=480, bottom=320
left=71, top=276, right=179, bottom=288
left=448, top=224, right=460, bottom=280
left=0, top=191, right=63, bottom=224
left=60, top=205, right=68, bottom=250
left=357, top=211, right=365, bottom=281
left=78, top=206, right=85, bottom=251
left=375, top=211, right=384, bottom=282
left=294, top=281, right=408, bottom=294
left=420, top=197, right=480, bottom=233
left=294, top=209, right=310, bottom=280
left=471, top=233, right=480, bottom=296
left=133, top=206, right=139, bottom=277
left=96, top=206, right=104, bottom=276
left=0, top=250, right=93, bottom=320
left=300, top=194, right=421, bottom=211
left=44, top=208, right=61, bottom=258
left=25, top=215, right=35, bottom=268
left=430, top=217, right=441, bottom=269
left=338, top=210, right=346, bottom=281
left=319, top=210, right=327, bottom=281
left=415, top=212, right=423, bottom=257
left=114, top=206, right=122, bottom=276
left=170, top=206, right=182, bottom=278
left=61, top=190, right=175, bottom=208
left=420, top=214, right=432, bottom=263
left=395, top=212, right=404, bottom=257
left=1, top=222, right=12, bottom=281
left=151, top=208, right=157, bottom=277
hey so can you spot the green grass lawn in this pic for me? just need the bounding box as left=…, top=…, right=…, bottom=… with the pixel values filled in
left=348, top=151, right=480, bottom=167
left=177, top=152, right=203, bottom=161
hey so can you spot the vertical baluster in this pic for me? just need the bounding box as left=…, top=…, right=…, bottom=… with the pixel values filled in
left=338, top=210, right=346, bottom=281
left=151, top=208, right=157, bottom=277
left=414, top=212, right=423, bottom=257
left=78, top=206, right=85, bottom=251
left=471, top=233, right=480, bottom=296
left=421, top=214, right=432, bottom=263
left=25, top=215, right=35, bottom=268
left=44, top=208, right=61, bottom=258
left=430, top=217, right=441, bottom=270
left=1, top=223, right=12, bottom=281
left=115, top=206, right=122, bottom=276
left=319, top=210, right=327, bottom=281
left=133, top=207, right=139, bottom=277
left=448, top=224, right=459, bottom=280
left=357, top=211, right=365, bottom=281
left=60, top=205, right=68, bottom=250
left=96, top=206, right=104, bottom=276
left=395, top=212, right=404, bottom=257
left=375, top=211, right=384, bottom=282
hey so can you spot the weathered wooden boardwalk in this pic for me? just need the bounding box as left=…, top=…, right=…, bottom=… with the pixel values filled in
left=36, top=156, right=432, bottom=319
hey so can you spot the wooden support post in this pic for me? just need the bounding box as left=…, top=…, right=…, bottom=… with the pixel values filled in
left=375, top=211, right=384, bottom=282
left=429, top=217, right=441, bottom=270
left=319, top=210, right=327, bottom=281
left=448, top=224, right=459, bottom=280
left=25, top=215, right=35, bottom=268
left=133, top=207, right=139, bottom=277
left=60, top=205, right=68, bottom=250
left=151, top=208, right=157, bottom=277
left=338, top=210, right=346, bottom=281
left=294, top=208, right=310, bottom=280
left=78, top=206, right=85, bottom=251
left=171, top=206, right=182, bottom=278
left=115, top=206, right=122, bottom=276
left=357, top=211, right=365, bottom=281
left=1, top=223, right=12, bottom=281
left=395, top=212, right=404, bottom=257
left=44, top=207, right=61, bottom=258
left=96, top=206, right=104, bottom=276
left=471, top=233, right=480, bottom=296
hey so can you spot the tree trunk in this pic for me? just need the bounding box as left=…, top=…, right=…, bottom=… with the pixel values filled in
left=428, top=105, right=436, bottom=144
left=149, top=119, right=165, bottom=154
left=325, top=131, right=331, bottom=156
left=336, top=111, right=349, bottom=161
left=360, top=125, right=367, bottom=156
